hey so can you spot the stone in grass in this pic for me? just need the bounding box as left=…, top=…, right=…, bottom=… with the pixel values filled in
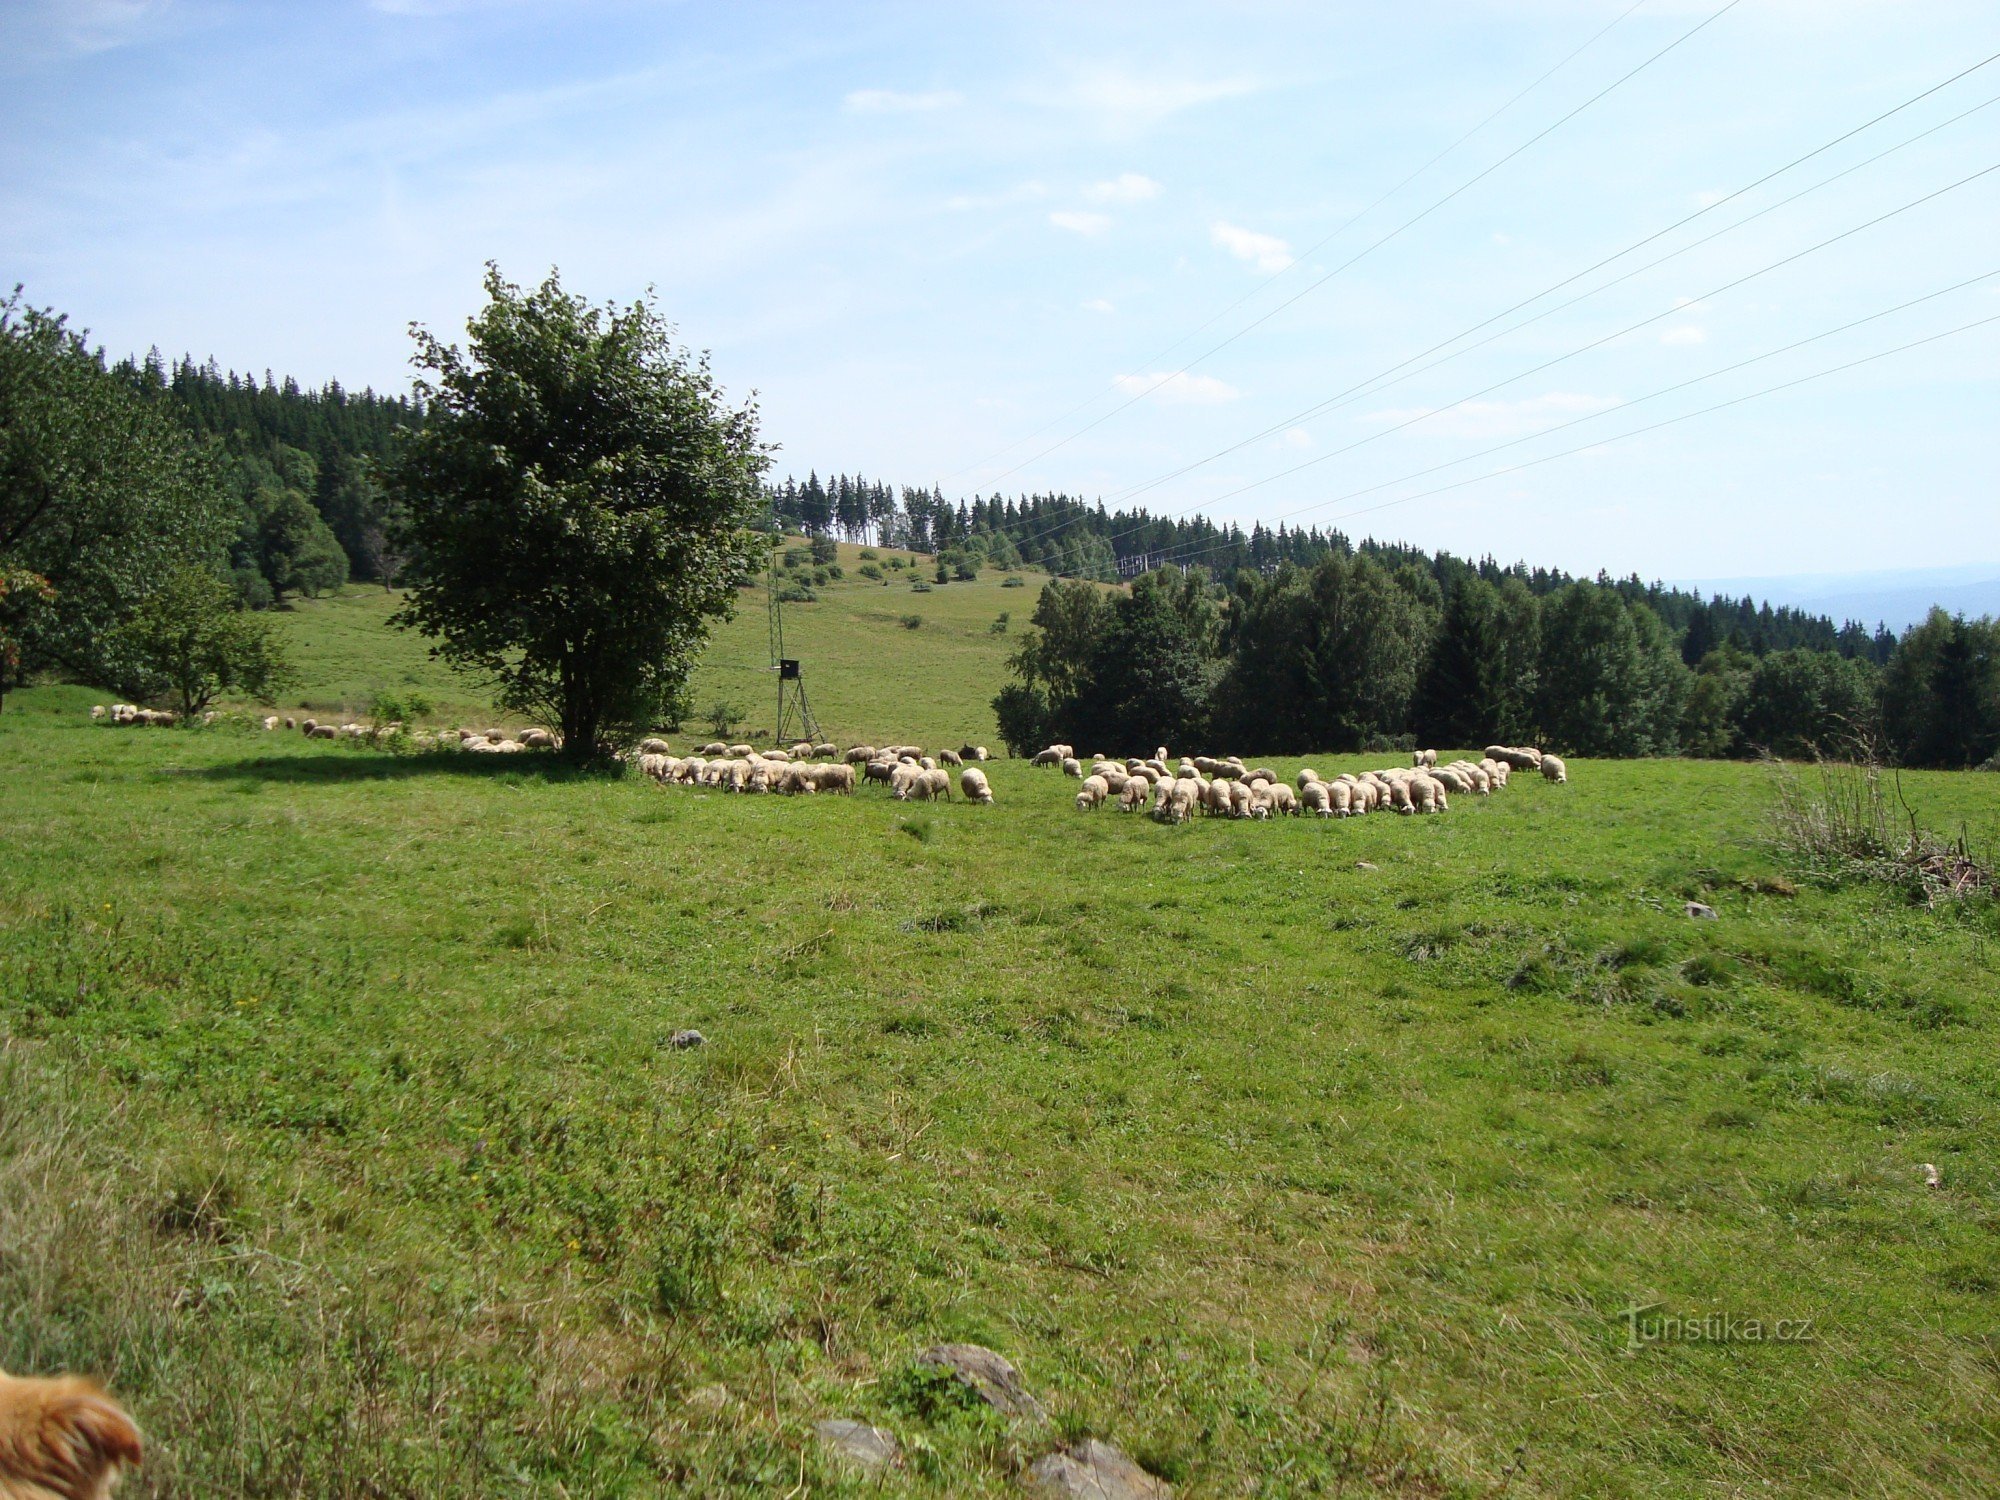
left=816, top=1418, right=900, bottom=1472
left=1684, top=901, right=1719, bottom=920
left=669, top=1029, right=707, bottom=1049
left=1354, top=861, right=1379, bottom=872
left=1026, top=1439, right=1174, bottom=1499
left=915, top=1343, right=1048, bottom=1422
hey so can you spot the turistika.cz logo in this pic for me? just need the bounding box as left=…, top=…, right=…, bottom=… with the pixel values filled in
left=1618, top=1303, right=1816, bottom=1354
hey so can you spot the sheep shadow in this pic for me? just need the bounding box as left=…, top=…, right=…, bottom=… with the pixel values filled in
left=187, top=751, right=621, bottom=787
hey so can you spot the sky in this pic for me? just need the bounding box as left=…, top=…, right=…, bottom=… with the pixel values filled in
left=3, top=0, right=1996, bottom=583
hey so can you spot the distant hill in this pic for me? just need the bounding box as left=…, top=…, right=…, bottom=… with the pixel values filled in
left=1671, top=565, right=2000, bottom=634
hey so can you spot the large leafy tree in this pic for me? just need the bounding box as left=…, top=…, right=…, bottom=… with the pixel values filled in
left=387, top=266, right=767, bottom=759
left=0, top=291, right=233, bottom=706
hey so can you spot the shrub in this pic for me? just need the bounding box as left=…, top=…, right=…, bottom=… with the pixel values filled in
left=990, top=612, right=1009, bottom=635
left=910, top=581, right=932, bottom=594
left=858, top=563, right=882, bottom=581
left=1770, top=750, right=1991, bottom=904
left=1002, top=574, right=1026, bottom=588
left=706, top=700, right=743, bottom=738
left=900, top=614, right=922, bottom=630
left=858, top=548, right=878, bottom=560
left=810, top=533, right=839, bottom=565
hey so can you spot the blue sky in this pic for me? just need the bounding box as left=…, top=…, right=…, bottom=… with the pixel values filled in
left=3, top=0, right=1995, bottom=581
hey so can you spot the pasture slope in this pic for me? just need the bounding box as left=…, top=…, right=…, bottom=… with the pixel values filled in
left=264, top=538, right=1040, bottom=747
left=0, top=591, right=1996, bottom=1497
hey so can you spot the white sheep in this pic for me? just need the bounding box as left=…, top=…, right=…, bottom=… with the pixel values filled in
left=959, top=766, right=993, bottom=803
left=1118, top=776, right=1152, bottom=813
left=1075, top=774, right=1110, bottom=811
left=1061, top=757, right=1082, bottom=778
left=638, top=736, right=671, bottom=755
left=1541, top=754, right=1568, bottom=784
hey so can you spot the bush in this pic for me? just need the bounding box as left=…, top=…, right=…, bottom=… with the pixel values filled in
left=990, top=613, right=1009, bottom=635
left=776, top=581, right=816, bottom=603
left=370, top=689, right=434, bottom=724
left=810, top=533, right=839, bottom=565
left=1002, top=574, right=1026, bottom=588
left=706, top=700, right=743, bottom=738
left=858, top=563, right=882, bottom=581
left=858, top=548, right=878, bottom=560
left=1770, top=750, right=1992, bottom=904
left=900, top=614, right=922, bottom=630
left=910, top=580, right=932, bottom=594
left=887, top=556, right=906, bottom=570
left=782, top=546, right=810, bottom=570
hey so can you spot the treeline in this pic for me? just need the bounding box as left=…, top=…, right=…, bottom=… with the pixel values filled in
left=771, top=472, right=1896, bottom=665
left=992, top=560, right=2000, bottom=770
left=112, top=352, right=419, bottom=603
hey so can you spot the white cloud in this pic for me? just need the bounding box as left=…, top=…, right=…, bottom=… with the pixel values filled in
left=1660, top=325, right=1707, bottom=345
left=1281, top=427, right=1314, bottom=449
left=1112, top=371, right=1242, bottom=405
left=1694, top=188, right=1729, bottom=209
left=1211, top=220, right=1293, bottom=273
left=1492, top=231, right=1512, bottom=246
left=1050, top=210, right=1112, bottom=237
left=1083, top=172, right=1161, bottom=205
left=842, top=88, right=962, bottom=115
left=1082, top=298, right=1115, bottom=314
left=1056, top=68, right=1258, bottom=126
left=945, top=180, right=1046, bottom=212
left=1364, top=392, right=1619, bottom=440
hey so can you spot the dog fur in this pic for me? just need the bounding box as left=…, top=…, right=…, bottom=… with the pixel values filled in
left=0, top=1370, right=141, bottom=1500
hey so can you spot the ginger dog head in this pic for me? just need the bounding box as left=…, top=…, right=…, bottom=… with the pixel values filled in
left=0, top=1370, right=142, bottom=1500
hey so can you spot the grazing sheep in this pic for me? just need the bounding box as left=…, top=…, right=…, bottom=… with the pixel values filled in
left=1271, top=783, right=1300, bottom=815
left=845, top=745, right=877, bottom=764
left=1203, top=778, right=1232, bottom=817
left=1118, top=776, right=1152, bottom=813
left=864, top=758, right=896, bottom=785
left=1297, top=767, right=1321, bottom=789
left=521, top=728, right=556, bottom=749
left=1541, top=753, right=1568, bottom=784
left=940, top=749, right=963, bottom=767
left=1247, top=767, right=1278, bottom=786
left=813, top=742, right=837, bottom=759
left=1389, top=777, right=1414, bottom=815
left=638, top=736, right=671, bottom=754
left=1414, top=748, right=1438, bottom=768
left=1328, top=780, right=1354, bottom=817
left=1154, top=779, right=1198, bottom=824
left=1228, top=779, right=1253, bottom=818
left=261, top=714, right=281, bottom=731
left=1154, top=746, right=1169, bottom=763
left=971, top=745, right=991, bottom=762
left=1061, top=757, right=1082, bottom=778
left=923, top=767, right=953, bottom=801
left=307, top=723, right=337, bottom=740
left=761, top=747, right=793, bottom=763
left=637, top=752, right=673, bottom=781
left=1410, top=775, right=1439, bottom=814
left=959, top=766, right=993, bottom=803
left=89, top=704, right=107, bottom=721
left=1076, top=774, right=1110, bottom=811
left=1301, top=781, right=1331, bottom=816
left=701, top=741, right=728, bottom=755
left=1032, top=748, right=1063, bottom=768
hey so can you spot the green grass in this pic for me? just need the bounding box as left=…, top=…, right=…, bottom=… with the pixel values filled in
left=264, top=539, right=1049, bottom=746
left=2, top=602, right=1998, bottom=1496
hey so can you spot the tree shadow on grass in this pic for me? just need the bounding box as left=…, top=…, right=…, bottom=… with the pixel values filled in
left=182, top=751, right=624, bottom=787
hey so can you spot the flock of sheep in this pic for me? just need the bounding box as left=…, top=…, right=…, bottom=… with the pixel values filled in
left=632, top=739, right=997, bottom=805
left=88, top=704, right=1571, bottom=826
left=1038, top=741, right=1567, bottom=823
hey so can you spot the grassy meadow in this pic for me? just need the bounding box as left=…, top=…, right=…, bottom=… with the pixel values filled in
left=1, top=580, right=1997, bottom=1497
left=265, top=538, right=1043, bottom=747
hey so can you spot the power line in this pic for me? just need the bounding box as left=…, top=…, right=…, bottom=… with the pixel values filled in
left=1187, top=158, right=2000, bottom=513
left=1097, top=81, right=2000, bottom=514
left=994, top=54, right=2000, bottom=561
left=937, top=0, right=1653, bottom=486
left=968, top=0, right=1746, bottom=491
left=1070, top=306, right=2000, bottom=578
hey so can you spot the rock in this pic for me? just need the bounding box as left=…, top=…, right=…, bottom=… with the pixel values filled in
left=669, top=1029, right=707, bottom=1049
left=1923, top=1162, right=1943, bottom=1188
left=915, top=1342, right=1047, bottom=1421
left=1684, top=901, right=1718, bottom=920
left=1354, top=861, right=1379, bottom=872
left=816, top=1418, right=900, bottom=1471
left=1026, top=1439, right=1173, bottom=1499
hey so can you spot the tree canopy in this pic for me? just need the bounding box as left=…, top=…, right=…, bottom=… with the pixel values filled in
left=387, top=266, right=767, bottom=759
left=0, top=291, right=234, bottom=706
